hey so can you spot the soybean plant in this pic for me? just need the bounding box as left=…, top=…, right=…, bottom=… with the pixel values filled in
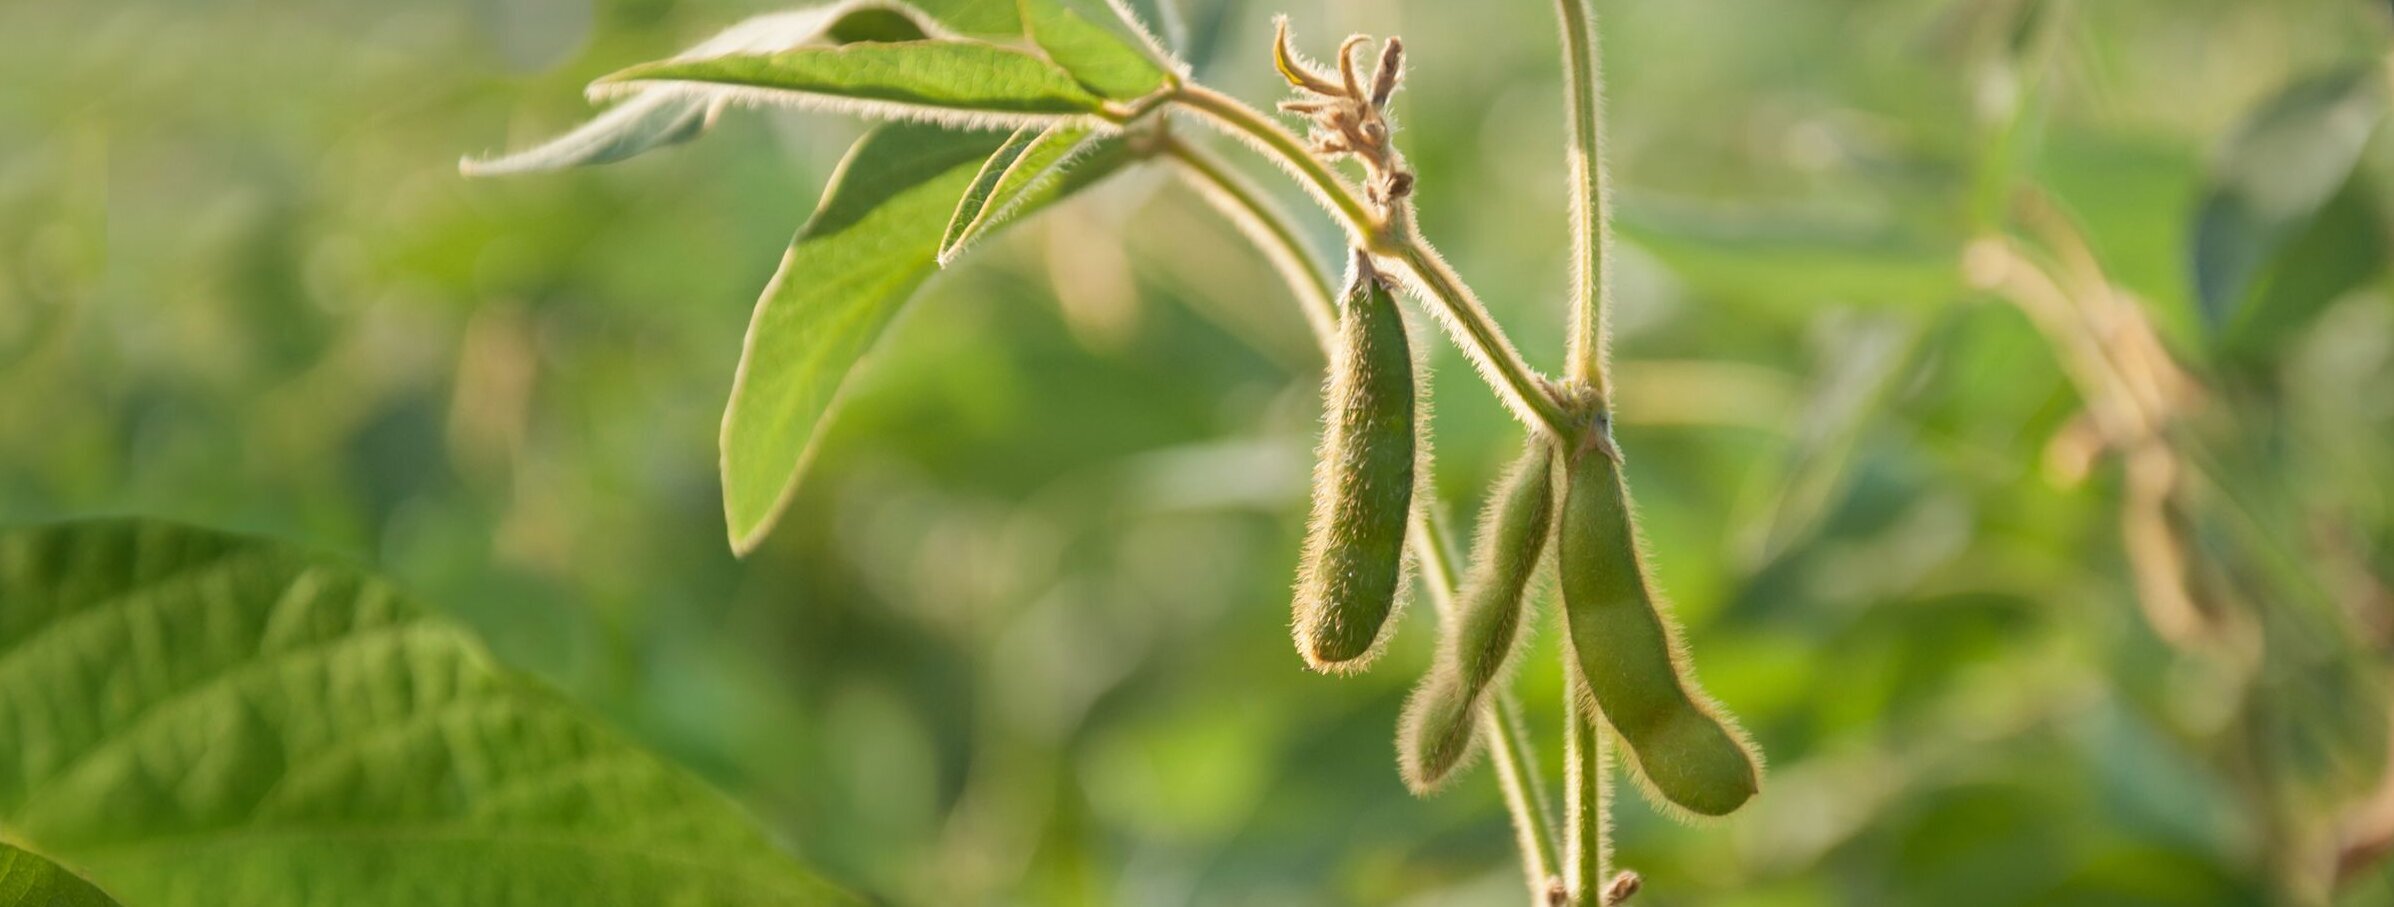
left=466, top=0, right=1762, bottom=901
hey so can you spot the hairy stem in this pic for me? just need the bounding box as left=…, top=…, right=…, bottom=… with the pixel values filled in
left=1169, top=84, right=1579, bottom=443
left=1551, top=0, right=1613, bottom=396
left=1563, top=666, right=1611, bottom=905
left=1165, top=137, right=1564, bottom=898
left=1390, top=240, right=1577, bottom=438
left=1550, top=3, right=1622, bottom=899
left=1170, top=83, right=1387, bottom=250
left=1159, top=135, right=1340, bottom=346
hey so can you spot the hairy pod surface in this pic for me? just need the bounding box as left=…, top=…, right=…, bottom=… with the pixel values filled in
left=1293, top=261, right=1417, bottom=672
left=1558, top=432, right=1759, bottom=817
left=1398, top=441, right=1554, bottom=791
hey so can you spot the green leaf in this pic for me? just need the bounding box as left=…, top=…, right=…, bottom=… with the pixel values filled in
left=939, top=120, right=1119, bottom=264
left=0, top=842, right=120, bottom=907
left=904, top=0, right=1021, bottom=35
left=0, top=519, right=861, bottom=906
left=2190, top=65, right=2384, bottom=332
left=462, top=1, right=941, bottom=176
left=461, top=92, right=718, bottom=177
left=1134, top=0, right=1233, bottom=73
left=1018, top=0, right=1176, bottom=100
left=2220, top=171, right=2388, bottom=363
left=940, top=126, right=1046, bottom=257
left=599, top=41, right=1104, bottom=125
left=1617, top=201, right=1965, bottom=312
left=721, top=121, right=1136, bottom=553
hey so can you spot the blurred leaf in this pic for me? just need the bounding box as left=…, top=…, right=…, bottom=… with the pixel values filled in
left=462, top=1, right=938, bottom=176
left=2220, top=172, right=2389, bottom=363
left=721, top=122, right=1138, bottom=553
left=940, top=120, right=1118, bottom=264
left=2189, top=65, right=2383, bottom=333
left=599, top=40, right=1105, bottom=125
left=1121, top=0, right=1229, bottom=73
left=0, top=843, right=120, bottom=907
left=1617, top=200, right=1964, bottom=310
left=1019, top=0, right=1176, bottom=100
left=0, top=519, right=860, bottom=906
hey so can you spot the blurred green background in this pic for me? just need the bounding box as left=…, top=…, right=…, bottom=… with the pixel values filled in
left=6, top=0, right=2394, bottom=903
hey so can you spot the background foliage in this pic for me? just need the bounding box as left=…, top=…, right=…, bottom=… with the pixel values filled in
left=4, top=0, right=2392, bottom=903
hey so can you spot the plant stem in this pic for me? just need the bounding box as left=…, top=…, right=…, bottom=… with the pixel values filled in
left=1390, top=240, right=1577, bottom=439
left=1550, top=4, right=1621, bottom=900
left=1551, top=0, right=1613, bottom=397
left=1170, top=84, right=1387, bottom=251
left=1170, top=84, right=1579, bottom=443
left=1164, top=137, right=1564, bottom=900
left=1157, top=135, right=1341, bottom=346
left=1563, top=667, right=1611, bottom=905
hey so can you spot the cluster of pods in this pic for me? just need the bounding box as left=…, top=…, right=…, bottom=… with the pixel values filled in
left=1291, top=261, right=1762, bottom=818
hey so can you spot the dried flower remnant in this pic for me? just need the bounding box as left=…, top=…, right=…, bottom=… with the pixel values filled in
left=1272, top=18, right=1414, bottom=207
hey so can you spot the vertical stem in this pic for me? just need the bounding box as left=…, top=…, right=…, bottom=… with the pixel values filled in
left=1491, top=696, right=1562, bottom=898
left=1551, top=3, right=1620, bottom=900
left=1563, top=666, right=1611, bottom=905
left=1551, top=0, right=1612, bottom=396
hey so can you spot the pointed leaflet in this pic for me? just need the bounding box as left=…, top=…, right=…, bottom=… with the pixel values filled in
left=462, top=0, right=941, bottom=176
left=722, top=122, right=1135, bottom=553
left=939, top=126, right=1047, bottom=258
left=598, top=40, right=1104, bottom=126
left=940, top=120, right=1122, bottom=264
left=0, top=519, right=860, bottom=906
left=0, top=843, right=120, bottom=907
left=1018, top=0, right=1176, bottom=100
left=2190, top=65, right=2383, bottom=333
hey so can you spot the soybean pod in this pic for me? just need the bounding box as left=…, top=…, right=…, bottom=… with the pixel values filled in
left=1558, top=423, right=1759, bottom=817
left=1398, top=441, right=1554, bottom=792
left=1293, top=254, right=1418, bottom=672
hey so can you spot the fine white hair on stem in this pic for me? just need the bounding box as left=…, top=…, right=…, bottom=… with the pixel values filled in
left=1169, top=102, right=1377, bottom=247
left=1553, top=0, right=1615, bottom=392
left=1377, top=246, right=1559, bottom=437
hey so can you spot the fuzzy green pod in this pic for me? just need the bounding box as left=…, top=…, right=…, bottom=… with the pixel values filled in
left=1558, top=429, right=1760, bottom=817
left=1292, top=258, right=1417, bottom=672
left=1397, top=441, right=1554, bottom=792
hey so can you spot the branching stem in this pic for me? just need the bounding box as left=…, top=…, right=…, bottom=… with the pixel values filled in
left=1170, top=84, right=1387, bottom=251
left=1169, top=84, right=1578, bottom=443
left=1162, top=137, right=1564, bottom=900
